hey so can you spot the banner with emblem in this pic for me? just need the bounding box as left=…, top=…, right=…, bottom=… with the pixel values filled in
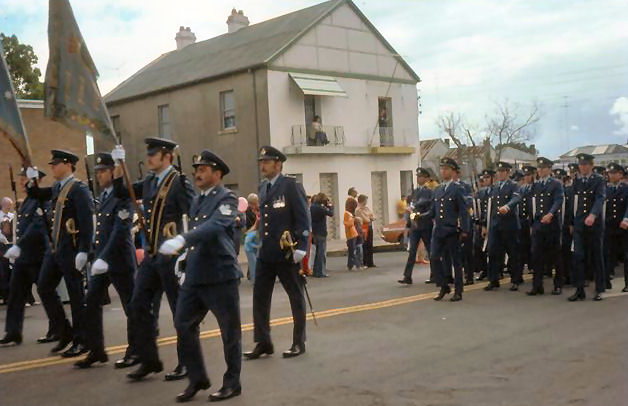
left=0, top=41, right=33, bottom=164
left=44, top=0, right=117, bottom=150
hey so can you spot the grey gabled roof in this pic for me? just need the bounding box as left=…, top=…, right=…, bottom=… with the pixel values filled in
left=105, top=0, right=419, bottom=105
left=560, top=144, right=628, bottom=158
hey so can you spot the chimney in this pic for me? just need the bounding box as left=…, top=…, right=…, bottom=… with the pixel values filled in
left=227, top=9, right=250, bottom=33
left=444, top=139, right=450, bottom=147
left=175, top=26, right=196, bottom=50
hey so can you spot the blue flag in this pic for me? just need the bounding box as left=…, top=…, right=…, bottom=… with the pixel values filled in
left=44, top=0, right=117, bottom=149
left=0, top=41, right=32, bottom=163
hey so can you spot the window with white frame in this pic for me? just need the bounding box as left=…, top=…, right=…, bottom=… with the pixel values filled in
left=220, top=90, right=236, bottom=130
left=158, top=104, right=171, bottom=139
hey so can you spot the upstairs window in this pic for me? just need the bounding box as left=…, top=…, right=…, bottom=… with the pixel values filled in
left=158, top=104, right=171, bottom=139
left=220, top=90, right=236, bottom=130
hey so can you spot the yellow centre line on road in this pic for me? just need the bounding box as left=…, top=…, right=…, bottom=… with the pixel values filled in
left=8, top=273, right=602, bottom=375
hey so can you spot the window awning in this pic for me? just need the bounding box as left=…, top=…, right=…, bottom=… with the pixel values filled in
left=289, top=72, right=347, bottom=97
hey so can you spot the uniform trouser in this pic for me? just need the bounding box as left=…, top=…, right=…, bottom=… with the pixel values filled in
left=4, top=261, right=41, bottom=336
left=519, top=221, right=532, bottom=272
left=175, top=280, right=241, bottom=389
left=462, top=228, right=474, bottom=282
left=473, top=225, right=487, bottom=274
left=130, top=254, right=182, bottom=365
left=84, top=271, right=136, bottom=357
left=253, top=260, right=306, bottom=346
left=403, top=227, right=432, bottom=280
left=37, top=252, right=84, bottom=344
left=430, top=232, right=463, bottom=293
left=604, top=228, right=627, bottom=286
left=560, top=231, right=572, bottom=284
left=531, top=224, right=561, bottom=289
left=572, top=224, right=605, bottom=293
left=488, top=226, right=522, bottom=285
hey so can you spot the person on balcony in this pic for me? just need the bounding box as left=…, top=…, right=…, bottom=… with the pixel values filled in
left=312, top=115, right=328, bottom=146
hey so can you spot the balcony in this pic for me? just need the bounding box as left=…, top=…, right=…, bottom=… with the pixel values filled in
left=282, top=124, right=417, bottom=156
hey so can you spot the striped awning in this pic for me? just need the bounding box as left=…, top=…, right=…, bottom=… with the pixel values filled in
left=289, top=72, right=347, bottom=97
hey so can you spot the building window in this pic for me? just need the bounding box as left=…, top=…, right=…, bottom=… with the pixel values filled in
left=378, top=97, right=393, bottom=146
left=220, top=90, right=236, bottom=130
left=85, top=133, right=94, bottom=155
left=158, top=104, right=171, bottom=139
left=111, top=115, right=121, bottom=141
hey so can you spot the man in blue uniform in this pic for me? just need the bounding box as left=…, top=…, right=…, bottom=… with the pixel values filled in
left=27, top=150, right=94, bottom=357
left=111, top=138, right=196, bottom=380
left=603, top=162, right=628, bottom=292
left=430, top=158, right=470, bottom=302
left=74, top=152, right=138, bottom=368
left=485, top=161, right=522, bottom=291
left=244, top=146, right=311, bottom=359
left=398, top=167, right=433, bottom=285
left=519, top=165, right=536, bottom=276
left=560, top=163, right=579, bottom=286
left=527, top=157, right=564, bottom=296
left=474, top=169, right=494, bottom=281
left=159, top=150, right=242, bottom=402
left=1, top=169, right=49, bottom=346
left=568, top=153, right=606, bottom=301
left=453, top=168, right=474, bottom=285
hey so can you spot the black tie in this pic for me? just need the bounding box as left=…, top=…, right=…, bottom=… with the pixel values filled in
left=101, top=190, right=108, bottom=202
left=267, top=182, right=272, bottom=194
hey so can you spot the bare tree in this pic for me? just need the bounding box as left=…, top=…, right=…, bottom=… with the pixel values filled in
left=486, top=99, right=540, bottom=162
left=437, top=112, right=481, bottom=185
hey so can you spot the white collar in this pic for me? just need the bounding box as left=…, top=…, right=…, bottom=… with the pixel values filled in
left=156, top=165, right=173, bottom=184
left=269, top=173, right=281, bottom=186
left=58, top=174, right=75, bottom=188
left=200, top=186, right=216, bottom=197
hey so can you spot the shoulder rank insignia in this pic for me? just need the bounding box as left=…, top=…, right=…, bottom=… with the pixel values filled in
left=118, top=209, right=130, bottom=220
left=219, top=204, right=233, bottom=216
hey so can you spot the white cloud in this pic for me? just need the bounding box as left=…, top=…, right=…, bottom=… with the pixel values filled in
left=570, top=125, right=579, bottom=131
left=610, top=97, right=628, bottom=135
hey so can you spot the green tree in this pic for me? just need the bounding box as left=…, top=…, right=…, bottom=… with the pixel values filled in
left=1, top=33, right=44, bottom=100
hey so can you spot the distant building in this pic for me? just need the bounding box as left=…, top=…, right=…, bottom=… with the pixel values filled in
left=105, top=0, right=420, bottom=239
left=0, top=99, right=87, bottom=200
left=443, top=142, right=495, bottom=184
left=559, top=144, right=628, bottom=166
left=419, top=138, right=451, bottom=178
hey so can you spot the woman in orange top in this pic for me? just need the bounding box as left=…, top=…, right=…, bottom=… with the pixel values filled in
left=344, top=198, right=361, bottom=270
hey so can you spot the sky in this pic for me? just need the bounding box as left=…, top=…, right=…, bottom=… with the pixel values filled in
left=1, top=0, right=627, bottom=159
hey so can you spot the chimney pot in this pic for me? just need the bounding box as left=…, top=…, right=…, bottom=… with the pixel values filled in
left=227, top=8, right=250, bottom=33
left=175, top=26, right=196, bottom=50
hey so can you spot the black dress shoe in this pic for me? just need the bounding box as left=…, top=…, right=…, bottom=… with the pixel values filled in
left=397, top=278, right=412, bottom=285
left=483, top=282, right=499, bottom=291
left=243, top=343, right=274, bottom=360
left=568, top=290, right=586, bottom=302
left=209, top=386, right=241, bottom=402
left=115, top=355, right=140, bottom=369
left=50, top=335, right=73, bottom=353
left=551, top=287, right=562, bottom=295
left=74, top=352, right=108, bottom=368
left=526, top=286, right=544, bottom=296
left=61, top=343, right=88, bottom=358
left=605, top=282, right=612, bottom=290
left=0, top=333, right=22, bottom=346
left=282, top=343, right=305, bottom=358
left=127, top=361, right=164, bottom=381
left=623, top=286, right=628, bottom=293
left=593, top=293, right=603, bottom=301
left=450, top=292, right=462, bottom=302
left=37, top=333, right=59, bottom=344
left=464, top=280, right=474, bottom=286
left=434, top=285, right=451, bottom=301
left=424, top=279, right=434, bottom=284
left=176, top=380, right=210, bottom=402
left=509, top=283, right=519, bottom=291
left=165, top=365, right=188, bottom=381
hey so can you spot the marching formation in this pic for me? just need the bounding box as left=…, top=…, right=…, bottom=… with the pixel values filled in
left=0, top=141, right=311, bottom=403
left=401, top=153, right=628, bottom=302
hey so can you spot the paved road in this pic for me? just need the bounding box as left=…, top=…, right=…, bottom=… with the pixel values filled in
left=1, top=252, right=627, bottom=406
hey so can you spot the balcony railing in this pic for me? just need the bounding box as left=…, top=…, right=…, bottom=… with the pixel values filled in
left=290, top=125, right=345, bottom=147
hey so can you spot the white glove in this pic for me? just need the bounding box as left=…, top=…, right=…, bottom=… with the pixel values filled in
left=75, top=252, right=88, bottom=271
left=26, top=166, right=39, bottom=180
left=111, top=145, right=126, bottom=161
left=159, top=235, right=185, bottom=255
left=4, top=245, right=21, bottom=260
left=293, top=249, right=306, bottom=264
left=174, top=251, right=187, bottom=286
left=91, top=258, right=109, bottom=275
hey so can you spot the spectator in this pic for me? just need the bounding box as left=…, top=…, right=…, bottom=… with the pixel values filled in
left=354, top=216, right=366, bottom=269
left=0, top=219, right=11, bottom=304
left=356, top=194, right=376, bottom=267
left=312, top=115, right=329, bottom=146
left=348, top=187, right=358, bottom=201
left=310, top=193, right=334, bottom=277
left=244, top=221, right=260, bottom=284
left=0, top=197, right=15, bottom=221
left=344, top=198, right=361, bottom=270
left=396, top=195, right=408, bottom=219
left=245, top=193, right=260, bottom=230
